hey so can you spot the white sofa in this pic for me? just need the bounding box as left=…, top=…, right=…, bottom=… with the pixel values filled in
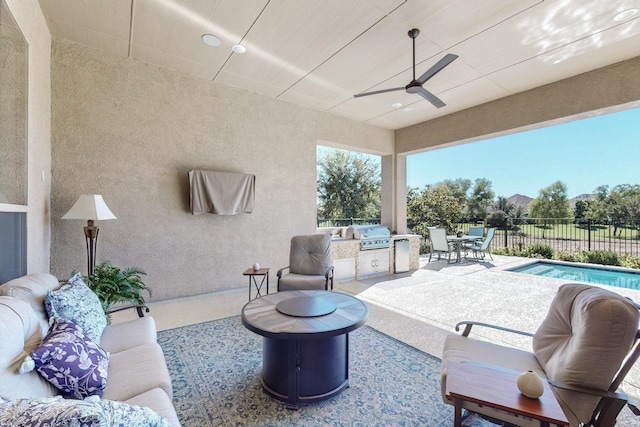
left=0, top=273, right=180, bottom=426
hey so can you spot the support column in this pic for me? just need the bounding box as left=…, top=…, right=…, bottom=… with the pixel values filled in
left=381, top=154, right=407, bottom=235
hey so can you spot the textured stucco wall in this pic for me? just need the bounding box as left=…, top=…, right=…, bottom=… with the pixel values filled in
left=0, top=1, right=28, bottom=205
left=4, top=0, right=52, bottom=273
left=50, top=39, right=393, bottom=301
left=396, top=55, right=640, bottom=154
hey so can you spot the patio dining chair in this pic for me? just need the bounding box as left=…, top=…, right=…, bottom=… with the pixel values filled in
left=463, top=227, right=495, bottom=261
left=467, top=226, right=484, bottom=239
left=427, top=227, right=456, bottom=263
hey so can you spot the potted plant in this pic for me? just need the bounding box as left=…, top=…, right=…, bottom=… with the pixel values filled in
left=85, top=260, right=151, bottom=320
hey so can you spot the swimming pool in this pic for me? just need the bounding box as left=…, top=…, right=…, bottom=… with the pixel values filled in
left=510, top=261, right=640, bottom=290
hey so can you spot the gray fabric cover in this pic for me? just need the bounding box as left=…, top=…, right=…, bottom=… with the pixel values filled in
left=533, top=283, right=639, bottom=423
left=189, top=169, right=255, bottom=215
left=289, top=234, right=332, bottom=275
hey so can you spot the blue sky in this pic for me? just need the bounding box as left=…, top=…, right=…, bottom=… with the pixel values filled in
left=406, top=107, right=640, bottom=199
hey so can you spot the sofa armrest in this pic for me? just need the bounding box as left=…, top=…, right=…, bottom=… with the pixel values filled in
left=454, top=320, right=534, bottom=338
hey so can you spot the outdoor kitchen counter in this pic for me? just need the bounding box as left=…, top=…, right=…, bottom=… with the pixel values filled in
left=327, top=234, right=421, bottom=280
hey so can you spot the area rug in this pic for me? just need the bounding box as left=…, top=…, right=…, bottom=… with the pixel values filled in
left=158, top=315, right=457, bottom=426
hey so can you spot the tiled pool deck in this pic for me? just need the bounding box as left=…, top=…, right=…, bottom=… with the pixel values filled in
left=335, top=253, right=640, bottom=426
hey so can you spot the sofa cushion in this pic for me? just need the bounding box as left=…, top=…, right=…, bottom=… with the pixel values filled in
left=45, top=273, right=107, bottom=344
left=0, top=296, right=56, bottom=400
left=26, top=317, right=109, bottom=399
left=100, top=316, right=158, bottom=354
left=0, top=273, right=61, bottom=338
left=102, top=342, right=173, bottom=401
left=125, top=388, right=181, bottom=427
left=0, top=396, right=170, bottom=426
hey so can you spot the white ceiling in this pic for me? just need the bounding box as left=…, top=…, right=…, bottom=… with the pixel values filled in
left=38, top=0, right=640, bottom=130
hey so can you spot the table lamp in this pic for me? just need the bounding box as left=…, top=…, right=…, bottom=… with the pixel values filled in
left=62, top=194, right=116, bottom=276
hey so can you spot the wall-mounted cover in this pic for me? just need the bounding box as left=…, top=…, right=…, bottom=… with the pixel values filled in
left=188, top=170, right=255, bottom=215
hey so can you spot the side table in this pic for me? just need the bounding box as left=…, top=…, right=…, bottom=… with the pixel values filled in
left=446, top=361, right=569, bottom=427
left=243, top=268, right=269, bottom=301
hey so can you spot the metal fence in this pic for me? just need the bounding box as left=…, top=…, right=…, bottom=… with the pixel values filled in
left=321, top=217, right=640, bottom=257
left=317, top=218, right=381, bottom=228
left=459, top=218, right=640, bottom=257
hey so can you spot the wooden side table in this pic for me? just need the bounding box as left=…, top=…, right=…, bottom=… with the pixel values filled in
left=243, top=268, right=269, bottom=301
left=445, top=361, right=569, bottom=427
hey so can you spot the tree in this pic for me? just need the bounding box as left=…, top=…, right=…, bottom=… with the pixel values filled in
left=528, top=181, right=572, bottom=221
left=407, top=184, right=464, bottom=236
left=600, top=184, right=640, bottom=235
left=317, top=149, right=380, bottom=219
left=467, top=178, right=495, bottom=220
left=573, top=199, right=594, bottom=221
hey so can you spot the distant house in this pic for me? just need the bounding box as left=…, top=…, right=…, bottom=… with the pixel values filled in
left=570, top=194, right=596, bottom=207
left=507, top=194, right=533, bottom=210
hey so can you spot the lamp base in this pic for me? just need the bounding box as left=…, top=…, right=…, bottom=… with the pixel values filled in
left=83, top=220, right=99, bottom=276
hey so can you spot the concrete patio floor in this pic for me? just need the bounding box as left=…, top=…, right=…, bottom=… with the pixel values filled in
left=334, top=253, right=640, bottom=426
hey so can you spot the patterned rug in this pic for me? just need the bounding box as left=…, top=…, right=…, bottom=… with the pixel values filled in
left=158, top=315, right=456, bottom=426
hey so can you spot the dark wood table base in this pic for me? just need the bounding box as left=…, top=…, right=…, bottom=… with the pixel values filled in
left=261, top=334, right=349, bottom=408
left=241, top=291, right=368, bottom=410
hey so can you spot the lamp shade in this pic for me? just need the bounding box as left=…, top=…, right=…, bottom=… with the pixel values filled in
left=62, top=194, right=117, bottom=221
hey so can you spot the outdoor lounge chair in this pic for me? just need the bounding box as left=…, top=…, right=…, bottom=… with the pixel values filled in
left=277, top=233, right=334, bottom=291
left=463, top=227, right=495, bottom=261
left=428, top=227, right=456, bottom=263
left=441, top=283, right=640, bottom=427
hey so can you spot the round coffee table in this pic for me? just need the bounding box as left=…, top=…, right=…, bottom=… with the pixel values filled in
left=241, top=290, right=368, bottom=408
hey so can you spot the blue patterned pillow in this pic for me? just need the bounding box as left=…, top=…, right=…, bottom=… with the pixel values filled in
left=26, top=317, right=109, bottom=399
left=0, top=396, right=170, bottom=426
left=45, top=273, right=107, bottom=343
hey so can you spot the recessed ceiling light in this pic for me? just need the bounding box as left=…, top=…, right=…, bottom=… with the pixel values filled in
left=232, top=44, right=247, bottom=53
left=403, top=107, right=414, bottom=112
left=392, top=103, right=402, bottom=108
left=614, top=8, right=638, bottom=21
left=202, top=34, right=221, bottom=47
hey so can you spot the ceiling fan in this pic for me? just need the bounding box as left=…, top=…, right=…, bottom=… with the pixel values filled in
left=353, top=28, right=458, bottom=108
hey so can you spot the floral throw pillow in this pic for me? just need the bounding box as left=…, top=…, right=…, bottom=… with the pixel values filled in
left=24, top=317, right=109, bottom=399
left=45, top=272, right=107, bottom=344
left=0, top=396, right=170, bottom=427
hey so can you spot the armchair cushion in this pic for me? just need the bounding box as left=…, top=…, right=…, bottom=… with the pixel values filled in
left=533, top=283, right=639, bottom=422
left=289, top=234, right=332, bottom=276
left=534, top=283, right=638, bottom=388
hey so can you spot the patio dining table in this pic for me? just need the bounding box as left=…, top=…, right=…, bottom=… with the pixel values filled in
left=447, top=234, right=482, bottom=262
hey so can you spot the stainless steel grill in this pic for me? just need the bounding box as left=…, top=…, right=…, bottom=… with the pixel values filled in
left=346, top=225, right=391, bottom=250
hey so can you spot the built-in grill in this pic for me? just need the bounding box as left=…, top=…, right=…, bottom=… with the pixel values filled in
left=345, top=225, right=392, bottom=250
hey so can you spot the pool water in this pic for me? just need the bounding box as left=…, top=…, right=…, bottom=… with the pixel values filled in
left=511, top=261, right=640, bottom=290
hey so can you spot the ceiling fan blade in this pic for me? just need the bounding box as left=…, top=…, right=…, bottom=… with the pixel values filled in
left=353, top=86, right=405, bottom=98
left=415, top=87, right=446, bottom=108
left=416, top=53, right=458, bottom=85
